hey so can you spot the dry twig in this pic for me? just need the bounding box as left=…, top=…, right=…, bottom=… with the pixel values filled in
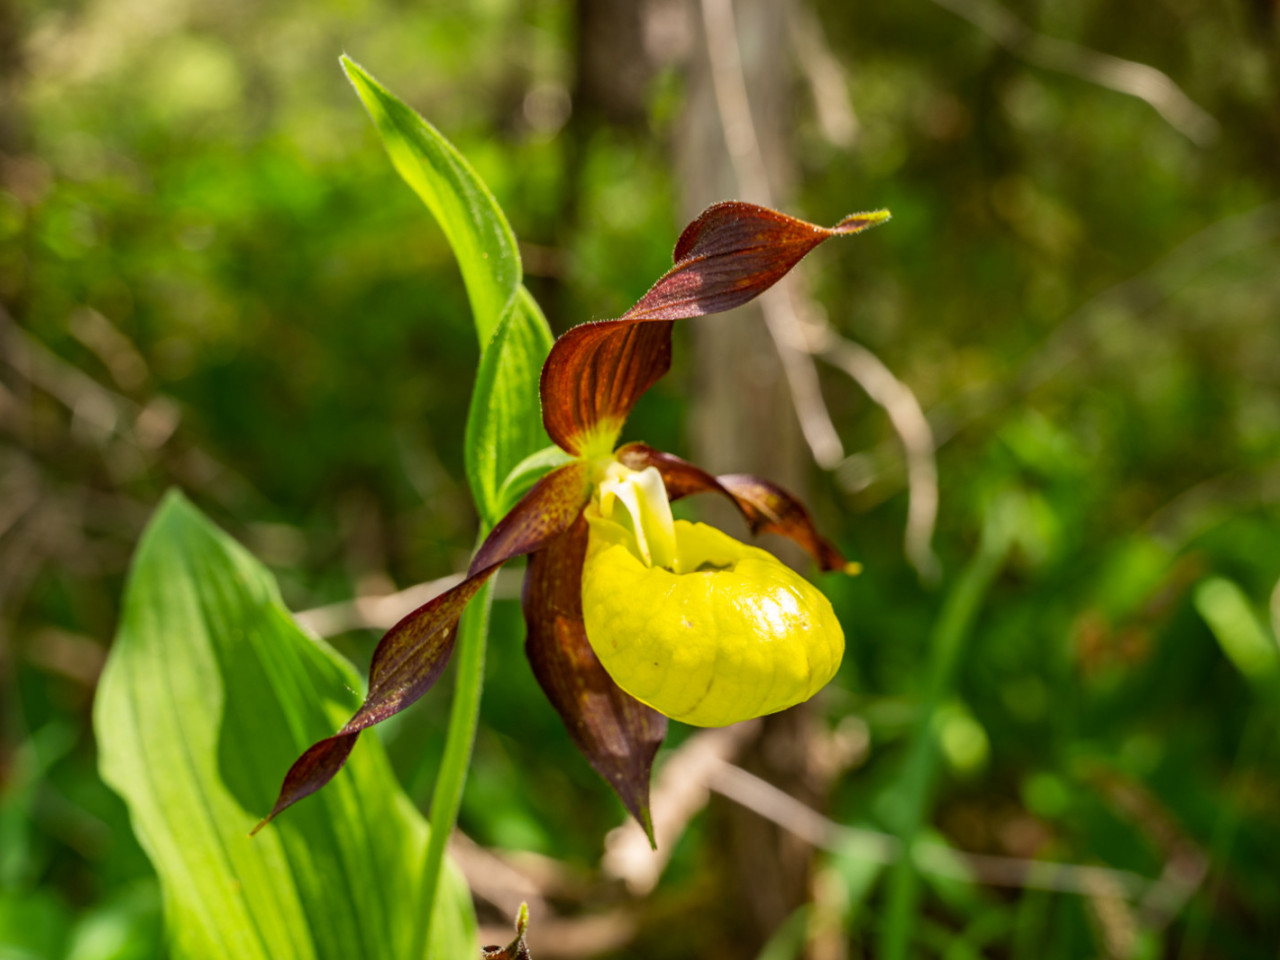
left=926, top=0, right=1219, bottom=145
left=293, top=566, right=523, bottom=637
left=709, top=758, right=1200, bottom=906
left=788, top=2, right=859, bottom=149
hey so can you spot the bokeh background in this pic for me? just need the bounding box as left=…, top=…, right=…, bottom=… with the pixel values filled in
left=2, top=0, right=1280, bottom=957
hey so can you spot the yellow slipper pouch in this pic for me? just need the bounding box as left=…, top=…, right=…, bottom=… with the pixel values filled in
left=581, top=513, right=844, bottom=727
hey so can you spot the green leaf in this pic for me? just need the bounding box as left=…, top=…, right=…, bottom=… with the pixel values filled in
left=465, top=287, right=555, bottom=525
left=95, top=491, right=476, bottom=960
left=341, top=56, right=554, bottom=521
left=341, top=55, right=520, bottom=347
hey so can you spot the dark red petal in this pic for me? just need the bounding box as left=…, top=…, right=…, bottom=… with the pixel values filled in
left=363, top=460, right=590, bottom=724
left=627, top=202, right=888, bottom=322
left=471, top=459, right=593, bottom=573
left=717, top=474, right=849, bottom=573
left=615, top=442, right=736, bottom=505
left=541, top=203, right=888, bottom=454
left=523, top=514, right=667, bottom=843
left=255, top=462, right=591, bottom=832
left=617, top=443, right=850, bottom=573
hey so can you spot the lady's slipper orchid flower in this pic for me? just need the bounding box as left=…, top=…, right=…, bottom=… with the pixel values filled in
left=256, top=201, right=888, bottom=837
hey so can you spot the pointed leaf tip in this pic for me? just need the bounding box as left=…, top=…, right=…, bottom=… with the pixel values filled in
left=261, top=462, right=589, bottom=830
left=340, top=53, right=521, bottom=347
left=523, top=516, right=666, bottom=835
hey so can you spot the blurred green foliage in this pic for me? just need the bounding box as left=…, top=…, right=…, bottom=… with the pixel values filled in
left=2, top=0, right=1279, bottom=956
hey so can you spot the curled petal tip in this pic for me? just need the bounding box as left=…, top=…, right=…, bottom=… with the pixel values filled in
left=836, top=208, right=891, bottom=232
left=515, top=902, right=529, bottom=937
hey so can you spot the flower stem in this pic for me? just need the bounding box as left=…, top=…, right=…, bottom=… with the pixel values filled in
left=420, top=572, right=493, bottom=950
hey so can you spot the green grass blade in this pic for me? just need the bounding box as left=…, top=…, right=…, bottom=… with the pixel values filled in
left=95, top=491, right=477, bottom=960
left=1195, top=577, right=1280, bottom=698
left=879, top=502, right=1014, bottom=960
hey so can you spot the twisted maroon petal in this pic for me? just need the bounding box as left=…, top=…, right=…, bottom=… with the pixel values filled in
left=716, top=473, right=849, bottom=573
left=522, top=513, right=666, bottom=844
left=617, top=442, right=849, bottom=573
left=254, top=461, right=591, bottom=832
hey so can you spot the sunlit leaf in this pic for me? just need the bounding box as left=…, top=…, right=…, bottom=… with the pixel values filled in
left=342, top=55, right=519, bottom=346
left=342, top=57, right=552, bottom=524
left=95, top=491, right=476, bottom=960
left=466, top=288, right=555, bottom=524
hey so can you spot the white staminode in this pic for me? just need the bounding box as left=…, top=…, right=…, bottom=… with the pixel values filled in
left=595, top=462, right=678, bottom=570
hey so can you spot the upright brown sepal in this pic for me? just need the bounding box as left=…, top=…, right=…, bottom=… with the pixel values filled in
left=255, top=463, right=591, bottom=833
left=539, top=320, right=674, bottom=456
left=523, top=514, right=667, bottom=844
left=541, top=202, right=888, bottom=455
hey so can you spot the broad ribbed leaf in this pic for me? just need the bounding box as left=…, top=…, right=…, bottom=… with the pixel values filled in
left=617, top=443, right=850, bottom=573
left=343, top=56, right=552, bottom=524
left=260, top=462, right=592, bottom=828
left=541, top=202, right=889, bottom=453
left=95, top=491, right=476, bottom=960
left=465, top=288, right=555, bottom=524
left=523, top=515, right=666, bottom=843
